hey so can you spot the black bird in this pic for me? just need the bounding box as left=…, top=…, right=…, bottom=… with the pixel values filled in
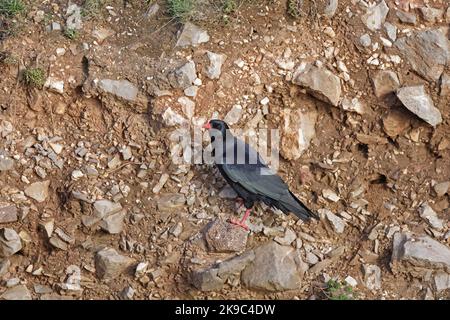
left=202, top=119, right=318, bottom=230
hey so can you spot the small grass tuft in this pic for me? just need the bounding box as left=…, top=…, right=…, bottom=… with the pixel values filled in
left=0, top=0, right=25, bottom=17
left=324, top=280, right=356, bottom=300
left=0, top=51, right=17, bottom=64
left=222, top=0, right=237, bottom=14
left=167, top=0, right=194, bottom=22
left=287, top=0, right=302, bottom=18
left=64, top=28, right=78, bottom=40
left=23, top=67, right=46, bottom=88
left=81, top=0, right=103, bottom=19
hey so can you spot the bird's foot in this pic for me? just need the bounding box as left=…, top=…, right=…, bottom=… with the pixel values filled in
left=229, top=218, right=249, bottom=231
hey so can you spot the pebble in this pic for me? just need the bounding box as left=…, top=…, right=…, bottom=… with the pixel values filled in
left=95, top=247, right=134, bottom=280
left=0, top=228, right=22, bottom=257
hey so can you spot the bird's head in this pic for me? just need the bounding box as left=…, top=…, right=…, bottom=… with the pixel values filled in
left=202, top=119, right=229, bottom=134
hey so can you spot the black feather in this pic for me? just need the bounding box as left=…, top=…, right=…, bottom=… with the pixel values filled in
left=207, top=119, right=317, bottom=221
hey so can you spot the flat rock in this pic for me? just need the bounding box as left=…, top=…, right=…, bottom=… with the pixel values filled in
left=170, top=61, right=197, bottom=89
left=434, top=181, right=449, bottom=197
left=341, top=97, right=365, bottom=115
left=24, top=180, right=50, bottom=203
left=95, top=247, right=134, bottom=280
left=224, top=105, right=243, bottom=125
left=0, top=204, right=18, bottom=224
left=157, top=193, right=186, bottom=211
left=206, top=51, right=227, bottom=79
left=0, top=228, right=22, bottom=257
left=203, top=219, right=248, bottom=253
left=98, top=79, right=138, bottom=102
left=419, top=7, right=443, bottom=23
left=293, top=63, right=341, bottom=106
left=323, top=210, right=345, bottom=233
left=191, top=268, right=225, bottom=291
left=391, top=232, right=450, bottom=274
left=274, top=228, right=297, bottom=246
left=396, top=10, right=416, bottom=24
left=241, top=241, right=303, bottom=291
left=395, top=29, right=449, bottom=82
left=92, top=27, right=115, bottom=43
left=93, top=200, right=122, bottom=219
left=363, top=264, right=382, bottom=290
left=176, top=22, right=210, bottom=47
left=434, top=272, right=450, bottom=292
left=280, top=108, right=317, bottom=161
left=0, top=154, right=14, bottom=171
left=382, top=109, right=411, bottom=137
left=372, top=70, right=400, bottom=98
left=0, top=259, right=10, bottom=276
left=0, top=285, right=32, bottom=300
left=396, top=85, right=442, bottom=127
left=384, top=22, right=397, bottom=42
left=162, top=107, right=187, bottom=126
left=440, top=73, right=450, bottom=96
left=324, top=0, right=338, bottom=18
left=361, top=0, right=389, bottom=31
left=100, top=211, right=126, bottom=234
left=419, top=203, right=444, bottom=230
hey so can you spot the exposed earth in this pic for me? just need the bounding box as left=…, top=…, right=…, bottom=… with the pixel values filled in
left=0, top=0, right=449, bottom=300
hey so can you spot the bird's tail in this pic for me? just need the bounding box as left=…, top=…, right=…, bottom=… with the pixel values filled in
left=277, top=191, right=319, bottom=221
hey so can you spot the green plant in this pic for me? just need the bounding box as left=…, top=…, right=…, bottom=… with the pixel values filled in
left=64, top=28, right=78, bottom=40
left=324, top=280, right=356, bottom=300
left=287, top=0, right=302, bottom=18
left=23, top=67, right=46, bottom=88
left=81, top=0, right=103, bottom=19
left=0, top=51, right=17, bottom=64
left=0, top=0, right=25, bottom=17
left=167, top=0, right=194, bottom=21
left=222, top=0, right=236, bottom=14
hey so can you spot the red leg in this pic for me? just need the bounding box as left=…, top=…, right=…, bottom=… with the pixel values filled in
left=236, top=198, right=244, bottom=210
left=229, top=208, right=251, bottom=231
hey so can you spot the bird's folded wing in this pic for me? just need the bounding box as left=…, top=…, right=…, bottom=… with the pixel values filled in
left=222, top=163, right=289, bottom=201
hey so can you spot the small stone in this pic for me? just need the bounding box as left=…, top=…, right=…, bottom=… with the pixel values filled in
left=434, top=272, right=450, bottom=292
left=0, top=228, right=22, bottom=257
left=162, top=107, right=187, bottom=127
left=100, top=211, right=126, bottom=234
left=363, top=264, right=382, bottom=290
left=0, top=259, right=10, bottom=276
left=157, top=193, right=186, bottom=211
left=51, top=22, right=61, bottom=31
left=205, top=51, right=227, bottom=79
left=170, top=222, right=183, bottom=237
left=98, top=79, right=138, bottom=102
left=93, top=200, right=122, bottom=219
left=71, top=170, right=83, bottom=180
left=56, top=48, right=66, bottom=56
left=0, top=154, right=14, bottom=171
left=224, top=105, right=243, bottom=125
left=152, top=173, right=169, bottom=194
left=119, top=286, right=134, bottom=300
left=344, top=276, right=358, bottom=287
left=203, top=219, right=248, bottom=253
left=382, top=109, right=411, bottom=137
left=0, top=204, right=18, bottom=224
left=306, top=252, right=319, bottom=265
left=0, top=285, right=32, bottom=300
left=292, top=63, right=341, bottom=107
left=184, top=86, right=198, bottom=97
left=33, top=284, right=53, bottom=294
left=178, top=96, right=195, bottom=119
left=419, top=203, right=444, bottom=230
left=440, top=73, right=450, bottom=96
left=420, top=7, right=443, bottom=23
left=397, top=85, right=442, bottom=127
left=95, top=247, right=134, bottom=280
left=361, top=0, right=389, bottom=31
left=44, top=77, right=64, bottom=94
left=322, top=189, right=340, bottom=202
left=241, top=241, right=303, bottom=291
left=119, top=146, right=132, bottom=160
left=396, top=10, right=417, bottom=24
left=171, top=61, right=197, bottom=89
left=384, top=22, right=397, bottom=41
left=274, top=228, right=297, bottom=246
left=176, top=22, right=210, bottom=47
left=359, top=34, right=371, bottom=47
left=324, top=0, right=338, bottom=18
left=145, top=2, right=160, bottom=18
left=372, top=70, right=400, bottom=98
left=49, top=142, right=63, bottom=154
left=341, top=97, right=365, bottom=115
left=135, top=262, right=148, bottom=278
left=49, top=236, right=68, bottom=251
left=434, top=181, right=449, bottom=197
left=39, top=219, right=54, bottom=238
left=324, top=210, right=345, bottom=234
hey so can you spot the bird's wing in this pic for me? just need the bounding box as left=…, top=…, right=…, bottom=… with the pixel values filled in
left=221, top=137, right=290, bottom=200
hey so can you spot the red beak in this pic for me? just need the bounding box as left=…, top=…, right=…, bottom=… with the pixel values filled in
left=202, top=122, right=211, bottom=129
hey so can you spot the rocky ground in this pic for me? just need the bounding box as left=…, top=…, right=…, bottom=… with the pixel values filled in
left=0, top=0, right=449, bottom=300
